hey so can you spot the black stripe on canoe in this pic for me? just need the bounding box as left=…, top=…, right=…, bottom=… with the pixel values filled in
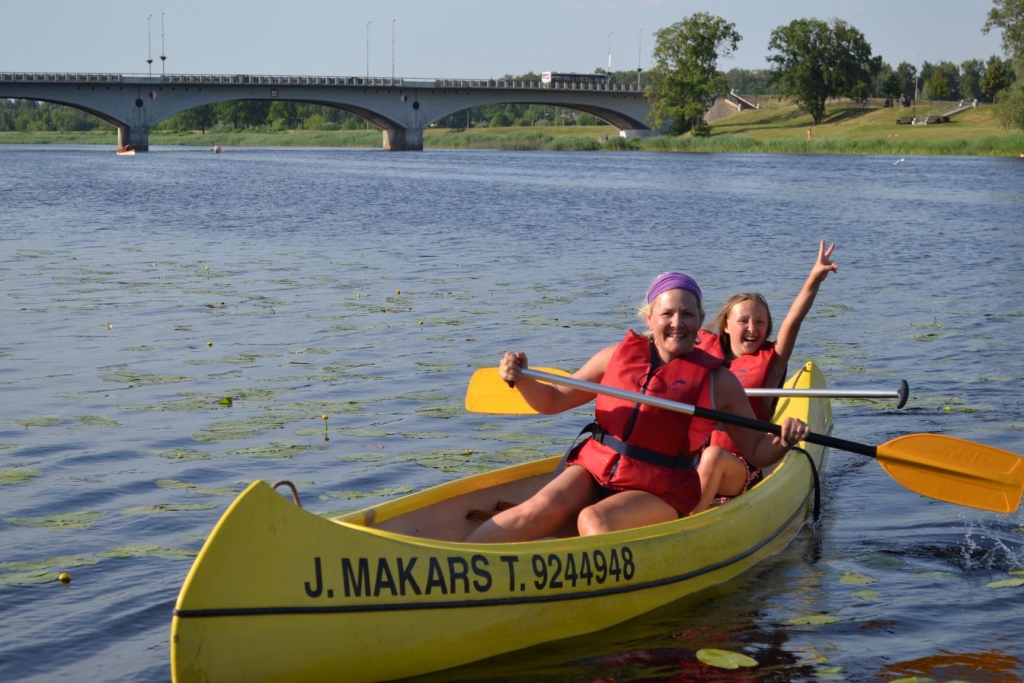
left=174, top=486, right=813, bottom=619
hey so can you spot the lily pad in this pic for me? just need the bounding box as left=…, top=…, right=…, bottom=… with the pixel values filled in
left=319, top=485, right=414, bottom=501
left=95, top=545, right=197, bottom=559
left=985, top=577, right=1024, bottom=589
left=401, top=431, right=453, bottom=439
left=336, top=454, right=389, bottom=462
left=225, top=441, right=323, bottom=460
left=0, top=570, right=61, bottom=585
left=335, top=428, right=396, bottom=438
left=69, top=415, right=119, bottom=429
left=839, top=572, right=877, bottom=585
left=4, top=511, right=105, bottom=529
left=911, top=569, right=959, bottom=581
left=854, top=551, right=905, bottom=570
left=851, top=589, right=879, bottom=600
left=156, top=479, right=197, bottom=489
left=815, top=666, right=845, bottom=680
left=889, top=678, right=937, bottom=683
left=121, top=345, right=154, bottom=351
left=123, top=503, right=218, bottom=514
left=414, top=404, right=464, bottom=419
left=0, top=556, right=98, bottom=571
left=1010, top=567, right=1024, bottom=576
left=695, top=648, right=758, bottom=669
left=787, top=614, right=840, bottom=626
left=100, top=369, right=193, bottom=386
left=156, top=448, right=221, bottom=461
left=399, top=391, right=450, bottom=403
left=15, top=416, right=63, bottom=428
left=0, top=470, right=40, bottom=485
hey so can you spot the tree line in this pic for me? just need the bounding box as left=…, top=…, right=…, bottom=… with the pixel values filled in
left=3, top=0, right=1022, bottom=135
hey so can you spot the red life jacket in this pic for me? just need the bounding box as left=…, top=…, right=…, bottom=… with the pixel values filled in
left=698, top=330, right=782, bottom=457
left=568, top=330, right=722, bottom=515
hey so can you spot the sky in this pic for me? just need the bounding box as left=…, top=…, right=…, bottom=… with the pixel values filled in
left=0, top=1, right=1006, bottom=79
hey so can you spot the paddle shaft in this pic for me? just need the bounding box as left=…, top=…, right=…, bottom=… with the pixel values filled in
left=520, top=368, right=878, bottom=459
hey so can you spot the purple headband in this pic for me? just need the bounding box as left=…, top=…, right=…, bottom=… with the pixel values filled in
left=646, top=272, right=702, bottom=304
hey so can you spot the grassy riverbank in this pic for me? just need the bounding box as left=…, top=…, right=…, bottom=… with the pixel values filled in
left=3, top=98, right=1022, bottom=155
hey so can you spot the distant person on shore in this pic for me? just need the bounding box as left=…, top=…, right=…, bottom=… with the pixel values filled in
left=807, top=127, right=812, bottom=140
left=691, top=241, right=838, bottom=514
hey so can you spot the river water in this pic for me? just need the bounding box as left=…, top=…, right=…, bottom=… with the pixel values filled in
left=1, top=145, right=1022, bottom=682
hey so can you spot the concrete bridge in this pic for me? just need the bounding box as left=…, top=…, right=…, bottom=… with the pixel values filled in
left=0, top=72, right=653, bottom=151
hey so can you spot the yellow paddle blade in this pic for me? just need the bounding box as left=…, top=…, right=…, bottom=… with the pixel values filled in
left=876, top=434, right=1024, bottom=514
left=465, top=367, right=571, bottom=414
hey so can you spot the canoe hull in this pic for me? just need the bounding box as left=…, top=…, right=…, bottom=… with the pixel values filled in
left=172, top=361, right=832, bottom=683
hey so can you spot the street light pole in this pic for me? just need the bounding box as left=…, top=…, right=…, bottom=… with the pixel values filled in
left=160, top=10, right=166, bottom=76
left=366, top=21, right=371, bottom=80
left=607, top=31, right=613, bottom=71
left=637, top=28, right=642, bottom=87
left=391, top=18, right=395, bottom=81
left=147, top=15, right=153, bottom=76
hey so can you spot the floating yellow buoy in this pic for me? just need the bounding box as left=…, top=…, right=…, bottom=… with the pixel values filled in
left=59, top=573, right=71, bottom=584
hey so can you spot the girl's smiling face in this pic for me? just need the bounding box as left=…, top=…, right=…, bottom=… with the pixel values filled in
left=725, top=299, right=770, bottom=358
left=646, top=289, right=703, bottom=363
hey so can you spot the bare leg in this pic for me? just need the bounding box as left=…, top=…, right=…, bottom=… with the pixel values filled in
left=693, top=446, right=750, bottom=515
left=463, top=466, right=598, bottom=543
left=577, top=490, right=678, bottom=536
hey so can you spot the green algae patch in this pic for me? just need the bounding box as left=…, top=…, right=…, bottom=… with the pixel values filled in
left=415, top=360, right=454, bottom=373
left=0, top=570, right=62, bottom=585
left=4, top=511, right=105, bottom=529
left=225, top=441, right=325, bottom=460
left=15, top=416, right=64, bottom=428
left=95, top=545, right=198, bottom=559
left=472, top=423, right=505, bottom=432
left=851, top=589, right=879, bottom=600
left=100, top=368, right=194, bottom=386
left=399, top=391, right=450, bottom=403
left=0, top=556, right=98, bottom=571
left=470, top=431, right=562, bottom=444
left=123, top=503, right=218, bottom=514
left=0, top=470, right=40, bottom=485
left=185, top=352, right=278, bottom=366
left=787, top=614, right=840, bottom=626
left=695, top=648, right=758, bottom=669
left=319, top=485, right=414, bottom=501
left=192, top=414, right=309, bottom=443
left=70, top=415, right=120, bottom=428
left=839, top=571, right=877, bottom=585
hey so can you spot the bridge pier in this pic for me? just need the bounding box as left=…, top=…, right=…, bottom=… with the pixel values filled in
left=382, top=127, right=423, bottom=151
left=118, top=124, right=150, bottom=152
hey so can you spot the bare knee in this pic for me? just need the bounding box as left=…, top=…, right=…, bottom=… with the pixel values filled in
left=577, top=505, right=611, bottom=536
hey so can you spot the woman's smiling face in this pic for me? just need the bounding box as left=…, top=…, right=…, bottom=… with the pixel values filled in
left=646, top=289, right=703, bottom=363
left=725, top=299, right=770, bottom=358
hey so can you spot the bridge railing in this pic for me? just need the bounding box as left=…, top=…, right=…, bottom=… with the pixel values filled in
left=1, top=72, right=645, bottom=92
left=1, top=73, right=122, bottom=83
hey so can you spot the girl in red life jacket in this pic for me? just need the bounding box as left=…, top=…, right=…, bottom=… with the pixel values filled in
left=463, top=273, right=811, bottom=544
left=692, top=241, right=838, bottom=514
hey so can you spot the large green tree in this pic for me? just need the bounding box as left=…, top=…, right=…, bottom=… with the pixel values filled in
left=983, top=0, right=1024, bottom=128
left=646, top=12, right=741, bottom=135
left=980, top=55, right=1012, bottom=101
left=766, top=18, right=878, bottom=124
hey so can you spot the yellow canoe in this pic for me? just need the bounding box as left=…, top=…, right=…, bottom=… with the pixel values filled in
left=171, top=361, right=832, bottom=683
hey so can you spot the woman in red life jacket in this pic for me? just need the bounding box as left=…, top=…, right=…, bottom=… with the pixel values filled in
left=463, top=272, right=810, bottom=543
left=693, top=241, right=838, bottom=514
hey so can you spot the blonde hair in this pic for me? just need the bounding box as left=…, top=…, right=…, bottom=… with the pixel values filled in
left=709, top=293, right=772, bottom=348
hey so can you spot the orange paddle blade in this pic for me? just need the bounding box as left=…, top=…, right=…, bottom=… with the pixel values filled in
left=876, top=434, right=1024, bottom=514
left=464, top=367, right=571, bottom=414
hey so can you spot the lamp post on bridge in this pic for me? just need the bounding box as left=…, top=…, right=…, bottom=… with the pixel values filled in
left=160, top=10, right=166, bottom=77
left=147, top=15, right=153, bottom=77
left=637, top=28, right=642, bottom=88
left=607, top=31, right=613, bottom=71
left=391, top=17, right=395, bottom=81
left=366, top=21, right=371, bottom=80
